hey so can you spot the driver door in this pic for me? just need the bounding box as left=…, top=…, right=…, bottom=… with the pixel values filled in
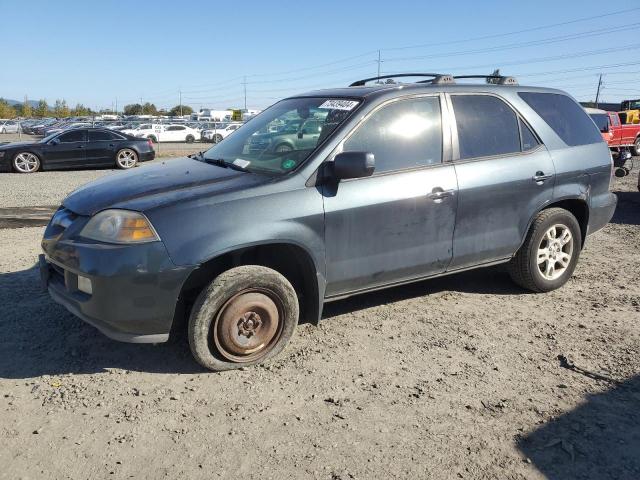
left=43, top=129, right=87, bottom=168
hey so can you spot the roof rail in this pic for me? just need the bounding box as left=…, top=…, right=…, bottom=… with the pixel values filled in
left=349, top=73, right=454, bottom=87
left=453, top=75, right=519, bottom=85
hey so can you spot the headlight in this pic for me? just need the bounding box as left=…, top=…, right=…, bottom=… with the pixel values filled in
left=80, top=209, right=160, bottom=244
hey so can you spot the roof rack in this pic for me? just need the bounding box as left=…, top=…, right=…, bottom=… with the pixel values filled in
left=453, top=75, right=518, bottom=85
left=349, top=73, right=455, bottom=87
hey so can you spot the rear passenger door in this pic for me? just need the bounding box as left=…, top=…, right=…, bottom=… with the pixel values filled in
left=447, top=94, right=555, bottom=270
left=323, top=95, right=458, bottom=296
left=86, top=130, right=122, bottom=165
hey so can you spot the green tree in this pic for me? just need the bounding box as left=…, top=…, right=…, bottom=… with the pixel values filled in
left=0, top=98, right=17, bottom=119
left=123, top=103, right=142, bottom=115
left=169, top=105, right=193, bottom=116
left=142, top=102, right=157, bottom=115
left=22, top=99, right=32, bottom=118
left=53, top=99, right=70, bottom=117
left=71, top=104, right=91, bottom=116
left=35, top=99, right=49, bottom=117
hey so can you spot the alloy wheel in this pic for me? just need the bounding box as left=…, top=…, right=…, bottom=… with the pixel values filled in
left=537, top=224, right=573, bottom=280
left=14, top=153, right=40, bottom=173
left=116, top=149, right=137, bottom=169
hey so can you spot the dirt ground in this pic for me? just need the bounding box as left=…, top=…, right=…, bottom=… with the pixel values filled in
left=0, top=159, right=638, bottom=480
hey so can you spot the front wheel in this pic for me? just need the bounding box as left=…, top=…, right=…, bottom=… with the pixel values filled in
left=188, top=266, right=299, bottom=372
left=508, top=208, right=582, bottom=292
left=115, top=149, right=138, bottom=169
left=13, top=152, right=41, bottom=173
left=630, top=137, right=640, bottom=157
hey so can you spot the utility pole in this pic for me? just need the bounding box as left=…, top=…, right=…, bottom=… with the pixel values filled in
left=377, top=49, right=381, bottom=78
left=140, top=97, right=143, bottom=115
left=115, top=97, right=118, bottom=116
left=595, top=74, right=603, bottom=108
left=242, top=76, right=247, bottom=111
left=179, top=89, right=182, bottom=117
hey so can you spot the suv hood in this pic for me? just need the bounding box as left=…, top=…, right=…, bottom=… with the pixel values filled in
left=63, top=157, right=272, bottom=216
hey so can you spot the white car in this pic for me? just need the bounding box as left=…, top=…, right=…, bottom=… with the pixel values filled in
left=0, top=120, right=20, bottom=134
left=121, top=123, right=156, bottom=138
left=202, top=123, right=242, bottom=143
left=154, top=124, right=200, bottom=143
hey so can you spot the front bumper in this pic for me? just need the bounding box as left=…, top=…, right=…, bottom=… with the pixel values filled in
left=40, top=226, right=194, bottom=343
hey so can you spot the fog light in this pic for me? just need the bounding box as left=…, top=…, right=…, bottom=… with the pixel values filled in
left=77, top=275, right=93, bottom=295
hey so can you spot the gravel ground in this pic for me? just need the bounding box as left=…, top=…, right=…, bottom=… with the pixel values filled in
left=0, top=160, right=638, bottom=479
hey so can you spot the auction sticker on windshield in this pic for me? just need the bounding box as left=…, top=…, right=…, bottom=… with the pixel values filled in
left=318, top=99, right=359, bottom=111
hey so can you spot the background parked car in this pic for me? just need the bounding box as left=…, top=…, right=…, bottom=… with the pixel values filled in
left=202, top=123, right=242, bottom=143
left=0, top=127, right=155, bottom=173
left=0, top=120, right=20, bottom=134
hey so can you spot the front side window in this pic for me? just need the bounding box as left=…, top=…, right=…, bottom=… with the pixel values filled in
left=203, top=97, right=361, bottom=175
left=518, top=92, right=602, bottom=146
left=451, top=95, right=520, bottom=159
left=58, top=130, right=86, bottom=143
left=342, top=97, right=442, bottom=173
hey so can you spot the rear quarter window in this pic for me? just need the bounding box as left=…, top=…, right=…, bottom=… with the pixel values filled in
left=518, top=92, right=602, bottom=147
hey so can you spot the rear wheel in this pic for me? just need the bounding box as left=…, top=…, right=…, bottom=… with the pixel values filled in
left=507, top=208, right=581, bottom=292
left=188, top=266, right=299, bottom=372
left=13, top=152, right=40, bottom=173
left=116, top=149, right=138, bottom=169
left=186, top=135, right=195, bottom=144
left=213, top=134, right=223, bottom=143
left=630, top=137, right=640, bottom=156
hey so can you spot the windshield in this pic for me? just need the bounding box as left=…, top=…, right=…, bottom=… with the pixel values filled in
left=589, top=114, right=609, bottom=132
left=202, top=97, right=360, bottom=175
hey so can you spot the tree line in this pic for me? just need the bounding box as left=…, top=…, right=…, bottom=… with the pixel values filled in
left=0, top=98, right=193, bottom=119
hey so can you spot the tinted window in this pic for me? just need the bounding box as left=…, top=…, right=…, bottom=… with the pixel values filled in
left=611, top=114, right=620, bottom=126
left=88, top=130, right=119, bottom=141
left=451, top=95, right=520, bottom=159
left=589, top=114, right=609, bottom=133
left=520, top=118, right=540, bottom=151
left=343, top=97, right=442, bottom=173
left=58, top=130, right=86, bottom=143
left=518, top=92, right=602, bottom=146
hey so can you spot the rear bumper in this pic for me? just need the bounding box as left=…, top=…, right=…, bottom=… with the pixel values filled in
left=140, top=150, right=155, bottom=162
left=588, top=192, right=617, bottom=235
left=40, top=236, right=194, bottom=343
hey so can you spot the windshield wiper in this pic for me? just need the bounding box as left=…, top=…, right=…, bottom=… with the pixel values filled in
left=203, top=157, right=249, bottom=173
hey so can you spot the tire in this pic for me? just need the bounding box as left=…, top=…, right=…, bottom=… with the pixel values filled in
left=186, top=135, right=195, bottom=144
left=274, top=143, right=293, bottom=153
left=630, top=137, right=640, bottom=157
left=115, top=149, right=138, bottom=169
left=507, top=208, right=582, bottom=293
left=213, top=134, right=223, bottom=144
left=188, top=265, right=299, bottom=372
left=12, top=152, right=41, bottom=173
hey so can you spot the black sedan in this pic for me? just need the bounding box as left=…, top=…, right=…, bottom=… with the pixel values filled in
left=0, top=128, right=155, bottom=173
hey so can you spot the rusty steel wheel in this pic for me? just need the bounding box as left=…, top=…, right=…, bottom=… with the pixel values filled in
left=188, top=265, right=299, bottom=372
left=212, top=289, right=284, bottom=363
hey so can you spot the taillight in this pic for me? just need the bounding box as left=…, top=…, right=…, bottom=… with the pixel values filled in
left=147, top=139, right=153, bottom=148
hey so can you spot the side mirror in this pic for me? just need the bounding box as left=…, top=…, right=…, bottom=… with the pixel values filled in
left=333, top=151, right=375, bottom=180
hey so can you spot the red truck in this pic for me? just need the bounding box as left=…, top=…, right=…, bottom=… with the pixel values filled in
left=586, top=107, right=640, bottom=155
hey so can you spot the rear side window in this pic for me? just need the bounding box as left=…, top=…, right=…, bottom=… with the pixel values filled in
left=519, top=118, right=540, bottom=151
left=518, top=92, right=602, bottom=146
left=343, top=96, right=442, bottom=173
left=451, top=95, right=521, bottom=159
left=89, top=130, right=121, bottom=141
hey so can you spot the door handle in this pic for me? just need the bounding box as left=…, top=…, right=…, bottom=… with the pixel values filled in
left=532, top=171, right=553, bottom=182
left=427, top=188, right=455, bottom=201
left=77, top=145, right=84, bottom=149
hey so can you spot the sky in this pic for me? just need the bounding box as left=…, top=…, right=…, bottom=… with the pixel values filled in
left=1, top=0, right=639, bottom=112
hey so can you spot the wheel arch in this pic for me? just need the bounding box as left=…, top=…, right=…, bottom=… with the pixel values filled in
left=173, top=241, right=322, bottom=337
left=520, top=197, right=589, bottom=253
